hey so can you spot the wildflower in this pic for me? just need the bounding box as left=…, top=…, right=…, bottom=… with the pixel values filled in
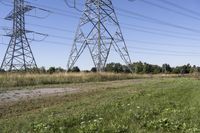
left=165, top=108, right=169, bottom=111
left=99, top=118, right=103, bottom=120
left=81, top=121, right=85, bottom=125
left=137, top=106, right=140, bottom=109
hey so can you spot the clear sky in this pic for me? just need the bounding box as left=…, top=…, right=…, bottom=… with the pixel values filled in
left=1, top=0, right=200, bottom=70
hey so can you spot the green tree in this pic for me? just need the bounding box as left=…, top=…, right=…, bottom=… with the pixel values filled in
left=143, top=63, right=152, bottom=73
left=48, top=67, right=56, bottom=74
left=122, top=65, right=131, bottom=73
left=105, top=63, right=123, bottom=73
left=56, top=67, right=65, bottom=73
left=162, top=64, right=172, bottom=73
left=114, top=63, right=123, bottom=73
left=134, top=61, right=144, bottom=74
left=71, top=66, right=80, bottom=72
left=172, top=67, right=181, bottom=74
left=152, top=65, right=162, bottom=74
left=91, top=67, right=97, bottom=72
left=0, top=69, right=5, bottom=73
left=39, top=67, right=46, bottom=73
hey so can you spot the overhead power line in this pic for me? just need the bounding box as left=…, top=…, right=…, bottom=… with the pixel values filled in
left=129, top=46, right=200, bottom=55
left=0, top=0, right=12, bottom=7
left=126, top=39, right=200, bottom=48
left=122, top=26, right=200, bottom=41
left=1, top=34, right=200, bottom=56
left=3, top=0, right=200, bottom=36
left=2, top=41, right=200, bottom=57
left=2, top=20, right=200, bottom=42
left=2, top=30, right=200, bottom=50
left=140, top=0, right=200, bottom=21
left=2, top=16, right=200, bottom=42
left=116, top=7, right=200, bottom=34
left=132, top=51, right=200, bottom=57
left=0, top=0, right=81, bottom=19
left=1, top=0, right=200, bottom=59
left=121, top=22, right=200, bottom=37
left=156, top=0, right=200, bottom=17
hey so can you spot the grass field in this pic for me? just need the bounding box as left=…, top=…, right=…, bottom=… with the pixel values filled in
left=0, top=73, right=138, bottom=89
left=0, top=75, right=200, bottom=132
left=0, top=72, right=181, bottom=92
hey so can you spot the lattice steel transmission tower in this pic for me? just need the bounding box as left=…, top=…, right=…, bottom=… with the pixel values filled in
left=1, top=0, right=37, bottom=71
left=67, top=0, right=132, bottom=72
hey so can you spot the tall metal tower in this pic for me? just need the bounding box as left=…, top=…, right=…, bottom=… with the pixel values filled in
left=1, top=0, right=37, bottom=71
left=67, top=0, right=132, bottom=72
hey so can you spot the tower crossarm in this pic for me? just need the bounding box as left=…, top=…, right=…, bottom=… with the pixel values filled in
left=5, top=5, right=35, bottom=20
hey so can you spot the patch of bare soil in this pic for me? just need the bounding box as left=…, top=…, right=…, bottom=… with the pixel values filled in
left=0, top=79, right=148, bottom=104
left=0, top=88, right=79, bottom=104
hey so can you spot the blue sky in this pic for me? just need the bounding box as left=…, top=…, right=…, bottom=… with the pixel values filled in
left=1, top=0, right=200, bottom=70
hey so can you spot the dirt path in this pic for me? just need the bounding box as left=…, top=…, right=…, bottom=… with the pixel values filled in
left=0, top=88, right=80, bottom=104
left=0, top=79, right=149, bottom=104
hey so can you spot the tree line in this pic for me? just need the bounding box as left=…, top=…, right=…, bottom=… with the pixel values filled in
left=104, top=62, right=200, bottom=74
left=0, top=62, right=200, bottom=74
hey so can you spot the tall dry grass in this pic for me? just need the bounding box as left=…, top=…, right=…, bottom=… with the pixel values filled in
left=0, top=72, right=182, bottom=88
left=0, top=72, right=132, bottom=88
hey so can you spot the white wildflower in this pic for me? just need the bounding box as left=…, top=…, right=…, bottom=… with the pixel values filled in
left=81, top=121, right=85, bottom=125
left=99, top=118, right=103, bottom=120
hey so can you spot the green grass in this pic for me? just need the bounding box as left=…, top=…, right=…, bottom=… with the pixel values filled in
left=0, top=78, right=200, bottom=132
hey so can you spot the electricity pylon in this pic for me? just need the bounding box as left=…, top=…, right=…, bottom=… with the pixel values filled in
left=1, top=0, right=37, bottom=71
left=67, top=0, right=132, bottom=72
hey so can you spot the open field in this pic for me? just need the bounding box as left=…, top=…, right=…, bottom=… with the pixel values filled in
left=0, top=72, right=182, bottom=92
left=0, top=73, right=140, bottom=89
left=0, top=75, right=200, bottom=132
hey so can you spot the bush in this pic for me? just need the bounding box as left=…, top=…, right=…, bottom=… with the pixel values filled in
left=68, top=66, right=80, bottom=73
left=48, top=67, right=56, bottom=74
left=91, top=67, right=97, bottom=73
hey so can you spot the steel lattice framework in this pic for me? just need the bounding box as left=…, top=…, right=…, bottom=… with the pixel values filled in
left=1, top=0, right=37, bottom=71
left=67, top=0, right=132, bottom=72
